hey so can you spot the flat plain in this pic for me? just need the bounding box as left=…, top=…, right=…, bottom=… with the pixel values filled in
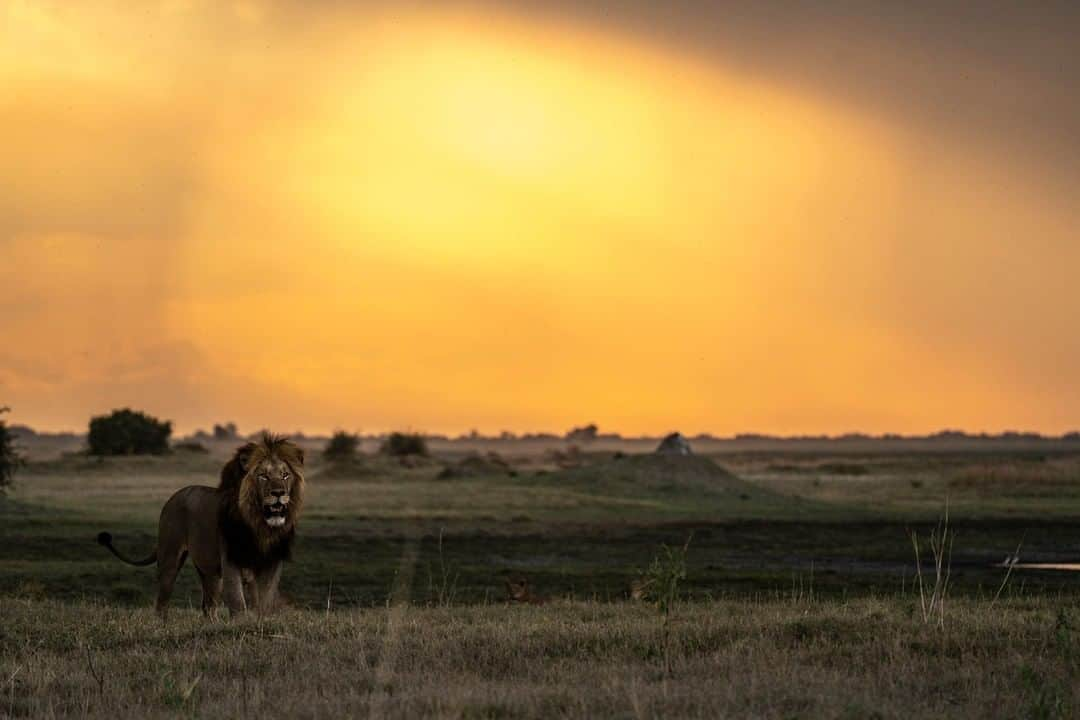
left=2, top=440, right=1079, bottom=718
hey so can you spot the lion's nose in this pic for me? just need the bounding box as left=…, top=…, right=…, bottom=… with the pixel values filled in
left=270, top=490, right=286, bottom=499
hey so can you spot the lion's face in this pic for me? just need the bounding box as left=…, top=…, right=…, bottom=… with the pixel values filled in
left=249, top=457, right=297, bottom=528
left=505, top=577, right=530, bottom=601
left=230, top=437, right=305, bottom=539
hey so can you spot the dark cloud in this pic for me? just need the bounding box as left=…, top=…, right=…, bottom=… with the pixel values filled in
left=511, top=0, right=1080, bottom=182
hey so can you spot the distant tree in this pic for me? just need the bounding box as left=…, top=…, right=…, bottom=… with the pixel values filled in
left=565, top=423, right=599, bottom=443
left=213, top=422, right=238, bottom=440
left=522, top=433, right=559, bottom=441
left=88, top=408, right=172, bottom=456
left=0, top=407, right=23, bottom=491
left=380, top=432, right=428, bottom=457
left=931, top=430, right=967, bottom=440
left=324, top=431, right=360, bottom=462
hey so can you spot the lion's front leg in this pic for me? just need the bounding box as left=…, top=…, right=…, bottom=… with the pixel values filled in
left=222, top=557, right=247, bottom=616
left=253, top=563, right=283, bottom=615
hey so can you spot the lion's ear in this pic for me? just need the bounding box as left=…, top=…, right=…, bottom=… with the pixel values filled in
left=295, top=446, right=305, bottom=467
left=219, top=442, right=257, bottom=490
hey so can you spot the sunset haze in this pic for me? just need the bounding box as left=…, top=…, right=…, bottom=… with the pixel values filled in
left=2, top=0, right=1078, bottom=436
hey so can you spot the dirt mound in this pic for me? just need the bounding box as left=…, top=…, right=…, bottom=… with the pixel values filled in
left=548, top=452, right=758, bottom=497
left=438, top=452, right=516, bottom=479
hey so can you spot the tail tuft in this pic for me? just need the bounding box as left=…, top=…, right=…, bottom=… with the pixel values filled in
left=97, top=531, right=112, bottom=546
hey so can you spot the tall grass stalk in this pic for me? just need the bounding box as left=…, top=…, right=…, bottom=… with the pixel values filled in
left=910, top=502, right=954, bottom=628
left=991, top=540, right=1024, bottom=607
left=426, top=528, right=460, bottom=607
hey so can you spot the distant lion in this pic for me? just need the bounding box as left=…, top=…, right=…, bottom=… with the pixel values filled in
left=97, top=433, right=305, bottom=618
left=629, top=577, right=654, bottom=602
left=505, top=576, right=546, bottom=605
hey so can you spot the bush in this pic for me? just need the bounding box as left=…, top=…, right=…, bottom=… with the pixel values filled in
left=380, top=432, right=428, bottom=457
left=565, top=423, right=598, bottom=443
left=173, top=441, right=209, bottom=454
left=0, top=407, right=23, bottom=491
left=212, top=422, right=238, bottom=440
left=640, top=535, right=692, bottom=616
left=324, top=431, right=360, bottom=461
left=88, top=408, right=172, bottom=456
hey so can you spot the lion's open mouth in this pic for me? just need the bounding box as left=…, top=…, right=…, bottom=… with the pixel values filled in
left=263, top=503, right=288, bottom=527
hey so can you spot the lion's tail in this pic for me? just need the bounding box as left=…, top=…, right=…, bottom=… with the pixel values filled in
left=96, top=532, right=157, bottom=567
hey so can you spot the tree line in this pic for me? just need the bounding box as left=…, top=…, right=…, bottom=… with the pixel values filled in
left=0, top=407, right=432, bottom=491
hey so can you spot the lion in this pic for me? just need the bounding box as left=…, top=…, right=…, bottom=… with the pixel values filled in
left=97, top=433, right=305, bottom=619
left=505, top=575, right=546, bottom=605
left=629, top=577, right=654, bottom=602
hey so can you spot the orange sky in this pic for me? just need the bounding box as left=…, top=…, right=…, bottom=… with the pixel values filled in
left=1, top=1, right=1078, bottom=436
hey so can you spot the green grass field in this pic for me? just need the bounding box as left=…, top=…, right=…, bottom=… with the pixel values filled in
left=2, top=446, right=1080, bottom=717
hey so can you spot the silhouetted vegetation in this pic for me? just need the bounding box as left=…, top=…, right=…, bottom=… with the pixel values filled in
left=565, top=423, right=599, bottom=443
left=172, top=441, right=209, bottom=454
left=212, top=422, right=238, bottom=440
left=324, top=431, right=360, bottom=461
left=438, top=452, right=514, bottom=479
left=0, top=407, right=22, bottom=491
left=87, top=409, right=172, bottom=456
left=380, top=432, right=428, bottom=457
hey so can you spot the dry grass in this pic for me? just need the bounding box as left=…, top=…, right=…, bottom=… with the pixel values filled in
left=910, top=507, right=954, bottom=627
left=5, top=450, right=1080, bottom=717
left=9, top=452, right=830, bottom=527
left=745, top=453, right=1080, bottom=517
left=947, top=457, right=1080, bottom=497
left=1, top=597, right=1077, bottom=719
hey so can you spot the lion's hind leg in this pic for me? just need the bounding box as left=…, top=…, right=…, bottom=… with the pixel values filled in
left=156, top=549, right=188, bottom=619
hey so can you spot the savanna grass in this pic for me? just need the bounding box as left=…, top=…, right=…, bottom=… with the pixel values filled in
left=1, top=596, right=1077, bottom=719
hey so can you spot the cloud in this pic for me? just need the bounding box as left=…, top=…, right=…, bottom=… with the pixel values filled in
left=1, top=1, right=1078, bottom=434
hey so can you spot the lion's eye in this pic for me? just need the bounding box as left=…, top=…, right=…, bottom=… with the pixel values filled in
left=258, top=474, right=268, bottom=482
left=282, top=473, right=290, bottom=481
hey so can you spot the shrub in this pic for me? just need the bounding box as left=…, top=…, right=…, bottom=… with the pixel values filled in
left=212, top=422, right=238, bottom=440
left=0, top=407, right=23, bottom=491
left=565, top=423, right=598, bottom=443
left=173, top=441, right=209, bottom=454
left=88, top=408, right=172, bottom=456
left=380, top=432, right=428, bottom=457
left=324, top=431, right=360, bottom=461
left=638, top=534, right=693, bottom=616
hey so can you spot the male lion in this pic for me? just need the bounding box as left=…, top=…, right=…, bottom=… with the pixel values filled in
left=97, top=433, right=305, bottom=618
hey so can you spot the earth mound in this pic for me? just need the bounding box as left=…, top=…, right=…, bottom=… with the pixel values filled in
left=438, top=452, right=515, bottom=479
left=548, top=452, right=759, bottom=497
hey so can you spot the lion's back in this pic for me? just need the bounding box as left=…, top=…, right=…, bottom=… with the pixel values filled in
left=162, top=485, right=219, bottom=517
left=159, top=485, right=222, bottom=571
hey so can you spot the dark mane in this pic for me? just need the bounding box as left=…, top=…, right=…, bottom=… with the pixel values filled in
left=218, top=433, right=304, bottom=492
left=217, top=433, right=305, bottom=569
left=218, top=442, right=257, bottom=494
left=220, top=512, right=295, bottom=571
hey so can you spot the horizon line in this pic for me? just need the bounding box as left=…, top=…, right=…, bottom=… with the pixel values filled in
left=9, top=423, right=1080, bottom=443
